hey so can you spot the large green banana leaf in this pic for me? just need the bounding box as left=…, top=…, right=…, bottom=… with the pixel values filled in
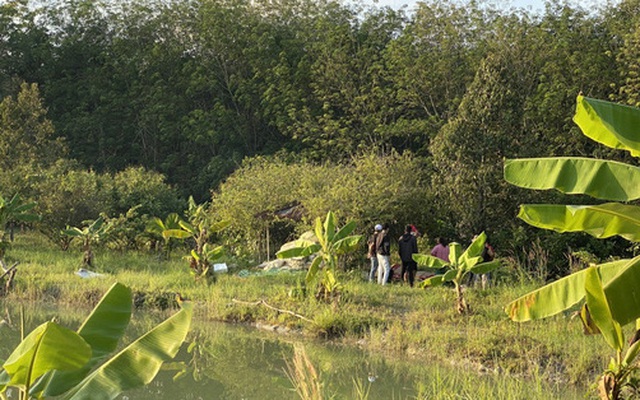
left=412, top=254, right=447, bottom=269
left=504, top=157, right=640, bottom=201
left=574, top=95, right=640, bottom=156
left=3, top=322, right=91, bottom=390
left=468, top=260, right=500, bottom=275
left=603, top=256, right=640, bottom=327
left=506, top=257, right=640, bottom=322
left=333, top=235, right=362, bottom=254
left=61, top=302, right=193, bottom=400
left=39, top=282, right=133, bottom=397
left=585, top=267, right=624, bottom=352
left=517, top=203, right=640, bottom=242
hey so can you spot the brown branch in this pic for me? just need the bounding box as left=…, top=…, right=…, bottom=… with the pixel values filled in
left=232, top=298, right=315, bottom=325
left=0, top=262, right=18, bottom=280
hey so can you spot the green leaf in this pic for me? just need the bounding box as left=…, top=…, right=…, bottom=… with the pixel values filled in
left=573, top=95, right=640, bottom=156
left=177, top=221, right=197, bottom=236
left=276, top=244, right=319, bottom=259
left=504, top=157, right=640, bottom=202
left=448, top=243, right=461, bottom=265
left=603, top=256, right=640, bottom=327
left=324, top=211, right=336, bottom=242
left=305, top=256, right=322, bottom=286
left=624, top=337, right=640, bottom=366
left=468, top=260, right=500, bottom=275
left=517, top=203, right=640, bottom=242
left=412, top=254, right=447, bottom=269
left=40, top=283, right=132, bottom=397
left=333, top=235, right=362, bottom=254
left=209, top=220, right=230, bottom=233
left=3, top=322, right=91, bottom=390
left=61, top=302, right=193, bottom=400
left=443, top=269, right=457, bottom=282
left=162, top=229, right=192, bottom=240
left=314, top=217, right=324, bottom=248
left=421, top=274, right=446, bottom=287
left=460, top=233, right=486, bottom=264
left=584, top=267, right=624, bottom=351
left=333, top=220, right=356, bottom=243
left=62, top=228, right=83, bottom=237
left=506, top=257, right=639, bottom=322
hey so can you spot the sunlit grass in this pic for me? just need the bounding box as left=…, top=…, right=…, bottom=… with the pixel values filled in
left=2, top=231, right=609, bottom=397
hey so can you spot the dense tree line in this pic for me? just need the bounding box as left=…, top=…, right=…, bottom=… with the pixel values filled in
left=2, top=0, right=640, bottom=270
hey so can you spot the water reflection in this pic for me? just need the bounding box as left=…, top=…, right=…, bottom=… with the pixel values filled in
left=0, top=305, right=583, bottom=400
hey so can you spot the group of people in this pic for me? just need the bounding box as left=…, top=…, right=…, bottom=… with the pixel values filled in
left=366, top=225, right=495, bottom=289
left=367, top=224, right=420, bottom=287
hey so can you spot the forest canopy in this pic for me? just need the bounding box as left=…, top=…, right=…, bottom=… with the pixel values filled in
left=1, top=0, right=638, bottom=267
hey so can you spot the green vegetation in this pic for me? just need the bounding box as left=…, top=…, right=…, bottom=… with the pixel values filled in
left=276, top=211, right=362, bottom=301
left=0, top=232, right=612, bottom=396
left=414, top=232, right=500, bottom=314
left=0, top=282, right=192, bottom=400
left=505, top=95, right=640, bottom=399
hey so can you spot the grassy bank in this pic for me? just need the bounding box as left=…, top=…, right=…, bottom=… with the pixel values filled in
left=3, top=233, right=608, bottom=395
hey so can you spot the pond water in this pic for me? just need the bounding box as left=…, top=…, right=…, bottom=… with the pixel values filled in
left=0, top=305, right=585, bottom=400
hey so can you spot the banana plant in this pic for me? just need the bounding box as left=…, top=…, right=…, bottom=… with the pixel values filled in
left=0, top=194, right=39, bottom=259
left=413, top=232, right=500, bottom=314
left=276, top=211, right=362, bottom=301
left=146, top=213, right=184, bottom=256
left=504, top=95, right=640, bottom=399
left=63, top=217, right=110, bottom=268
left=159, top=198, right=229, bottom=280
left=0, top=282, right=193, bottom=400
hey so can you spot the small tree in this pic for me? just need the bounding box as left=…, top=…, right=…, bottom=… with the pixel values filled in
left=161, top=198, right=229, bottom=280
left=276, top=211, right=362, bottom=301
left=413, top=232, right=500, bottom=314
left=0, top=194, right=38, bottom=259
left=63, top=217, right=109, bottom=268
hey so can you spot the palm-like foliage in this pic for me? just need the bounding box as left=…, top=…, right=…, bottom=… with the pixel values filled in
left=63, top=217, right=109, bottom=267
left=0, top=194, right=39, bottom=258
left=0, top=282, right=192, bottom=400
left=276, top=211, right=362, bottom=301
left=504, top=95, right=640, bottom=399
left=155, top=198, right=229, bottom=280
left=413, top=232, right=499, bottom=314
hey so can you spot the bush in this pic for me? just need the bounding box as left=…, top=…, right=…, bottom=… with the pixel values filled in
left=211, top=151, right=433, bottom=263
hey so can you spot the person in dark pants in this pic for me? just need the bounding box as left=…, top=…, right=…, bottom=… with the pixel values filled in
left=398, top=225, right=419, bottom=287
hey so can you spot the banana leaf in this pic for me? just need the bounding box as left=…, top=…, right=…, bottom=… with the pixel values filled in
left=448, top=243, right=462, bottom=265
left=3, top=322, right=91, bottom=390
left=162, top=229, right=192, bottom=240
left=36, top=283, right=133, bottom=397
left=333, top=235, right=362, bottom=254
left=506, top=257, right=640, bottom=322
left=603, top=256, right=640, bottom=327
left=460, top=233, right=485, bottom=264
left=504, top=157, right=640, bottom=201
left=324, top=212, right=336, bottom=242
left=413, top=254, right=447, bottom=269
left=422, top=274, right=446, bottom=287
left=61, top=302, right=193, bottom=400
left=276, top=243, right=321, bottom=259
left=585, top=267, right=624, bottom=352
left=305, top=256, right=323, bottom=285
left=333, top=220, right=357, bottom=243
left=574, top=95, right=640, bottom=156
left=468, top=260, right=500, bottom=275
left=517, top=203, right=640, bottom=242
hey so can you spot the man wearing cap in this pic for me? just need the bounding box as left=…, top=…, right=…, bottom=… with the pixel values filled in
left=367, top=224, right=382, bottom=282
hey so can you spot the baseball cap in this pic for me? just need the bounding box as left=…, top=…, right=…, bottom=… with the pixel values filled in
left=374, top=224, right=383, bottom=231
